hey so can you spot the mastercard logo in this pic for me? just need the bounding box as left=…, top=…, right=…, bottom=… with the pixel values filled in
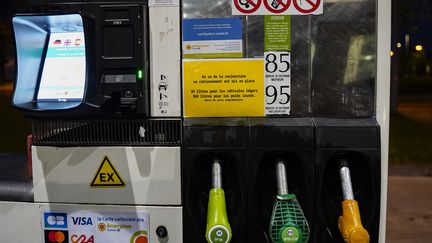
left=130, top=230, right=148, bottom=243
left=44, top=230, right=68, bottom=243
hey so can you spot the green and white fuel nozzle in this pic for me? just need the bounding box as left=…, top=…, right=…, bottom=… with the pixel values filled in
left=269, top=160, right=310, bottom=243
left=205, top=159, right=232, bottom=243
left=338, top=160, right=370, bottom=243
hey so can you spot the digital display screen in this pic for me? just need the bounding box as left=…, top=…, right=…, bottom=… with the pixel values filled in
left=37, top=31, right=86, bottom=102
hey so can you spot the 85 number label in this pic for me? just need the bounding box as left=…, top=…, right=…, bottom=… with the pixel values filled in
left=265, top=52, right=290, bottom=73
left=264, top=51, right=291, bottom=115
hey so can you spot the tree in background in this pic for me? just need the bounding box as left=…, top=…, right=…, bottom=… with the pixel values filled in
left=392, top=0, right=432, bottom=109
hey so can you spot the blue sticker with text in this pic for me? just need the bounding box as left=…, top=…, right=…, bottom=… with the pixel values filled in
left=183, top=18, right=243, bottom=41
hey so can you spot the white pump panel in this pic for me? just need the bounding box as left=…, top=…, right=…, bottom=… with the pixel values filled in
left=32, top=146, right=181, bottom=205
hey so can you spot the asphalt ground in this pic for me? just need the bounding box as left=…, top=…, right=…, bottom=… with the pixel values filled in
left=386, top=176, right=432, bottom=243
left=387, top=96, right=432, bottom=242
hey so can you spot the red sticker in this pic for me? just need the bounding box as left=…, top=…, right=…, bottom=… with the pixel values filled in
left=234, top=0, right=262, bottom=14
left=264, top=0, right=291, bottom=14
left=293, top=0, right=321, bottom=14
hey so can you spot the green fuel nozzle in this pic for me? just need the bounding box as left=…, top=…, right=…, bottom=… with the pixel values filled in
left=269, top=160, right=310, bottom=243
left=205, top=159, right=232, bottom=243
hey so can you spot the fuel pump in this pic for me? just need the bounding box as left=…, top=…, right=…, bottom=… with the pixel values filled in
left=206, top=159, right=232, bottom=243
left=0, top=0, right=391, bottom=242
left=338, top=160, right=370, bottom=243
left=269, top=160, right=310, bottom=243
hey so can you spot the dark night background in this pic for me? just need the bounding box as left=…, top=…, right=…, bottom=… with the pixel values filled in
left=393, top=0, right=432, bottom=52
left=0, top=1, right=25, bottom=83
left=392, top=0, right=432, bottom=97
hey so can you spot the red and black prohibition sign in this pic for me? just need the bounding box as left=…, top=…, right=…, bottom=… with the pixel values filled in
left=293, top=0, right=321, bottom=14
left=234, top=0, right=262, bottom=14
left=264, top=0, right=291, bottom=14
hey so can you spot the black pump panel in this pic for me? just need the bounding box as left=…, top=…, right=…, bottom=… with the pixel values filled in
left=247, top=118, right=315, bottom=243
left=182, top=118, right=248, bottom=243
left=313, top=118, right=381, bottom=243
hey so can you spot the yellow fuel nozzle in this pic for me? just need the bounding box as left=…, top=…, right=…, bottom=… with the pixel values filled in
left=338, top=160, right=370, bottom=243
left=205, top=159, right=232, bottom=243
left=338, top=200, right=370, bottom=243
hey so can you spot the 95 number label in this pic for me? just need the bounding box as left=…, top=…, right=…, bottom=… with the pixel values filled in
left=264, top=51, right=291, bottom=115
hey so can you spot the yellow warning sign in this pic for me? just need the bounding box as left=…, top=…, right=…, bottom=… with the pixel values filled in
left=183, top=59, right=265, bottom=117
left=91, top=156, right=126, bottom=188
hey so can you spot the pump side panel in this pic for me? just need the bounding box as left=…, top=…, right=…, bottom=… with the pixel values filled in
left=32, top=146, right=181, bottom=205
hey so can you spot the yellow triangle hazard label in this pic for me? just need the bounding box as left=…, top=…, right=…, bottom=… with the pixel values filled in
left=91, top=156, right=126, bottom=188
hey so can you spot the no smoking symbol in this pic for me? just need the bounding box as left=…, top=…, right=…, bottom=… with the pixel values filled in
left=264, top=0, right=291, bottom=14
left=234, top=0, right=262, bottom=14
left=293, top=0, right=321, bottom=14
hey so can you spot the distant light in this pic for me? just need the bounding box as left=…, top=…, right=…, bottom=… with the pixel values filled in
left=415, top=45, right=423, bottom=51
left=364, top=55, right=374, bottom=60
left=405, top=34, right=410, bottom=50
left=390, top=51, right=394, bottom=57
left=397, top=42, right=402, bottom=48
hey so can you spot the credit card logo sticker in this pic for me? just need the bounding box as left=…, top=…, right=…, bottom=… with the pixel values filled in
left=71, top=234, right=94, bottom=243
left=42, top=211, right=149, bottom=242
left=44, top=230, right=69, bottom=243
left=44, top=213, right=68, bottom=229
left=72, top=216, right=93, bottom=226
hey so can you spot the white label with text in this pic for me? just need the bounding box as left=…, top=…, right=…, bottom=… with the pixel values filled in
left=264, top=51, right=291, bottom=115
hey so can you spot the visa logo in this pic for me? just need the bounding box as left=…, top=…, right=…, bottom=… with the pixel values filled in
left=72, top=217, right=93, bottom=226
left=44, top=212, right=68, bottom=229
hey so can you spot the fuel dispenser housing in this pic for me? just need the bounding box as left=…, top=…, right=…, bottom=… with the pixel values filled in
left=0, top=0, right=391, bottom=242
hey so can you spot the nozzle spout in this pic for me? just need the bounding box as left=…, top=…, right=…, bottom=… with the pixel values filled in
left=212, top=159, right=222, bottom=189
left=276, top=160, right=289, bottom=195
left=339, top=159, right=354, bottom=200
